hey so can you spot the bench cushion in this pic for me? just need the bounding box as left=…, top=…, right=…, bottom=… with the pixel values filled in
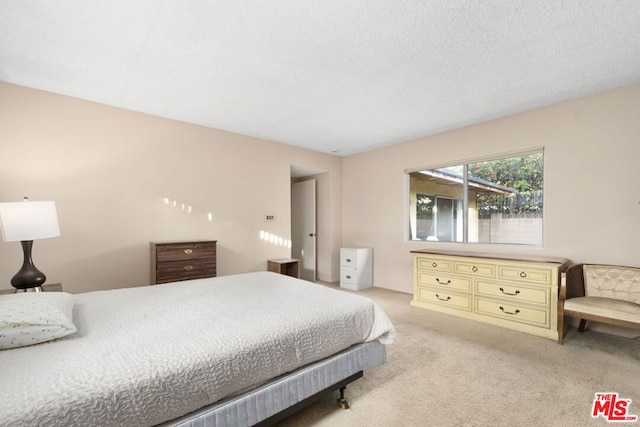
left=564, top=296, right=640, bottom=324
left=584, top=265, right=640, bottom=305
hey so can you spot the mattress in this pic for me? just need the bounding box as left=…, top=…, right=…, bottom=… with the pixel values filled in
left=0, top=272, right=395, bottom=427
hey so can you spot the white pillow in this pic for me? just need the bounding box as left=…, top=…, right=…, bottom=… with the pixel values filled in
left=0, top=292, right=77, bottom=350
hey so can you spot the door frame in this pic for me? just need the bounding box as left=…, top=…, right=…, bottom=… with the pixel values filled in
left=291, top=179, right=316, bottom=281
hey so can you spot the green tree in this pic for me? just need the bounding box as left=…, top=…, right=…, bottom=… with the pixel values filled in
left=469, top=152, right=543, bottom=191
left=470, top=152, right=543, bottom=216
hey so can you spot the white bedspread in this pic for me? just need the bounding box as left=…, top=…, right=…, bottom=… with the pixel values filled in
left=0, top=272, right=395, bottom=426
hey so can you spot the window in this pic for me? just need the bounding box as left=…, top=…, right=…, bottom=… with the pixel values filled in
left=407, top=149, right=543, bottom=245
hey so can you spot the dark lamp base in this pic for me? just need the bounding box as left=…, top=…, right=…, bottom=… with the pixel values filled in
left=10, top=240, right=47, bottom=290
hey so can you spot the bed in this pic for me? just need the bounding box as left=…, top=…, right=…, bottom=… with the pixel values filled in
left=0, top=271, right=396, bottom=426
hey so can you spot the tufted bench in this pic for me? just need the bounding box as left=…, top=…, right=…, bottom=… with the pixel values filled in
left=558, top=263, right=640, bottom=344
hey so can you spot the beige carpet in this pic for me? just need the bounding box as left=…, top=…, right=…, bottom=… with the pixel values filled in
left=277, top=285, right=640, bottom=427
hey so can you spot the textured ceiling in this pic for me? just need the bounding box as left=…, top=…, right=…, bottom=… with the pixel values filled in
left=2, top=1, right=640, bottom=156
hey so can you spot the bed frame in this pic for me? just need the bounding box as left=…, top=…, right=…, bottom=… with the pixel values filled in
left=256, top=371, right=363, bottom=426
left=162, top=340, right=386, bottom=427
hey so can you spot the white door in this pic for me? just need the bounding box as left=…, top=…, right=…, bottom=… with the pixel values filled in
left=291, top=179, right=316, bottom=281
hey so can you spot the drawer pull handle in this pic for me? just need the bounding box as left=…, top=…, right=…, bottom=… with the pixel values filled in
left=346, top=275, right=351, bottom=279
left=499, top=287, right=520, bottom=296
left=435, top=294, right=451, bottom=302
left=436, top=278, right=451, bottom=285
left=346, top=258, right=351, bottom=263
left=184, top=265, right=194, bottom=271
left=472, top=266, right=478, bottom=272
left=432, top=262, right=438, bottom=268
left=499, top=306, right=520, bottom=315
left=184, top=249, right=193, bottom=255
left=519, top=271, right=527, bottom=278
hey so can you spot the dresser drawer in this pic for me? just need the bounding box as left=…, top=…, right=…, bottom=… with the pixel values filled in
left=416, top=256, right=452, bottom=272
left=454, top=261, right=495, bottom=277
left=340, top=249, right=358, bottom=268
left=340, top=267, right=358, bottom=285
left=475, top=298, right=550, bottom=328
left=416, top=287, right=471, bottom=311
left=497, top=265, right=553, bottom=285
left=156, top=259, right=217, bottom=284
left=155, top=242, right=217, bottom=262
left=417, top=272, right=471, bottom=292
left=476, top=280, right=550, bottom=305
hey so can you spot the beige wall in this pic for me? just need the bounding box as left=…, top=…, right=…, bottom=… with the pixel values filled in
left=343, top=83, right=640, bottom=295
left=3, top=81, right=640, bottom=302
left=0, top=83, right=342, bottom=293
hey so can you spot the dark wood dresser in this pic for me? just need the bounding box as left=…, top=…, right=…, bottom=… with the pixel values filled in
left=150, top=240, right=217, bottom=284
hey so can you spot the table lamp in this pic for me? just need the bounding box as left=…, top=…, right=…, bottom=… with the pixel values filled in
left=0, top=197, right=60, bottom=291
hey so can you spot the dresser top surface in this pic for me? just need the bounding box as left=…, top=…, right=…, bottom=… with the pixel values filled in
left=268, top=258, right=300, bottom=263
left=151, top=240, right=217, bottom=245
left=411, top=248, right=570, bottom=265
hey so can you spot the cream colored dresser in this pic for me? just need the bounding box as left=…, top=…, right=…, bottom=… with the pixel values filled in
left=411, top=249, right=570, bottom=340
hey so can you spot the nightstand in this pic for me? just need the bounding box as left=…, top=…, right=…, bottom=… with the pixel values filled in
left=0, top=283, right=63, bottom=295
left=267, top=258, right=300, bottom=278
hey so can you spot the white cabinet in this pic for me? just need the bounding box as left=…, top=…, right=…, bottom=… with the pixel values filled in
left=340, top=248, right=373, bottom=290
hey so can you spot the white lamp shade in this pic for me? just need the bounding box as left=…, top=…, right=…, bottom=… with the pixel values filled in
left=0, top=200, right=60, bottom=242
